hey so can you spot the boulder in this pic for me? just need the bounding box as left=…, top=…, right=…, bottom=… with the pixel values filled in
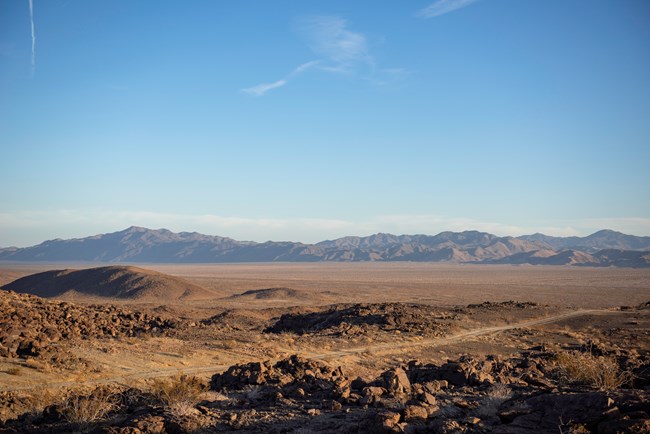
left=403, top=404, right=428, bottom=421
left=382, top=368, right=412, bottom=395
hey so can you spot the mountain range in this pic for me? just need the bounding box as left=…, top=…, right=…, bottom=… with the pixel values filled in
left=1, top=226, right=649, bottom=267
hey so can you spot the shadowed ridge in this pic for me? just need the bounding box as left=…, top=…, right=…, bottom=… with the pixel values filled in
left=229, top=287, right=301, bottom=300
left=225, top=287, right=339, bottom=305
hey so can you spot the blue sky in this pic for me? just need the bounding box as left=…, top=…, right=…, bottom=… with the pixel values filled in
left=1, top=0, right=649, bottom=246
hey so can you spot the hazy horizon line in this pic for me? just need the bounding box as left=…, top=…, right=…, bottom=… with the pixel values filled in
left=2, top=223, right=649, bottom=250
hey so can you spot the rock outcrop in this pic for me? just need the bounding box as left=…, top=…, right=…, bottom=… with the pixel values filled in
left=1, top=350, right=648, bottom=433
left=265, top=303, right=451, bottom=337
left=0, top=290, right=179, bottom=359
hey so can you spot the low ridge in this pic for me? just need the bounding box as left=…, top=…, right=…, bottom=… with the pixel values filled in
left=1, top=265, right=217, bottom=302
left=227, top=287, right=337, bottom=305
left=230, top=287, right=302, bottom=300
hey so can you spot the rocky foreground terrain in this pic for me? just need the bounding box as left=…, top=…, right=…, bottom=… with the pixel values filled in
left=1, top=349, right=648, bottom=433
left=0, top=285, right=648, bottom=433
left=0, top=290, right=179, bottom=360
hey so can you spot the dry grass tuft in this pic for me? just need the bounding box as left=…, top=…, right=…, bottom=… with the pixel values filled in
left=5, top=366, right=21, bottom=376
left=217, top=339, right=239, bottom=350
left=558, top=417, right=591, bottom=434
left=23, top=358, right=51, bottom=372
left=476, top=384, right=512, bottom=418
left=148, top=374, right=213, bottom=429
left=554, top=351, right=631, bottom=390
left=60, top=387, right=118, bottom=425
left=149, top=374, right=207, bottom=407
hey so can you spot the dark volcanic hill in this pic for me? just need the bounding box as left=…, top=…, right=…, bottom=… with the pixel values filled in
left=0, top=226, right=649, bottom=267
left=1, top=265, right=218, bottom=301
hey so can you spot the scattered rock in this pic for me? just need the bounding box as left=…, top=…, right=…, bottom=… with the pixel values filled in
left=0, top=290, right=178, bottom=359
left=403, top=404, right=428, bottom=421
left=382, top=367, right=412, bottom=395
left=376, top=411, right=401, bottom=431
left=265, top=303, right=450, bottom=337
left=3, top=350, right=649, bottom=434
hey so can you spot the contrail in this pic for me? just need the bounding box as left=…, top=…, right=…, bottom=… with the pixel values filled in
left=28, top=0, right=36, bottom=74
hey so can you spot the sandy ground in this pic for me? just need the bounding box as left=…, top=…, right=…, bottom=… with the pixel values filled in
left=2, top=262, right=649, bottom=309
left=0, top=262, right=648, bottom=393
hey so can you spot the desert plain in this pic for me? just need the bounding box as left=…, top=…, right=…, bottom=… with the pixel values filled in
left=0, top=263, right=648, bottom=433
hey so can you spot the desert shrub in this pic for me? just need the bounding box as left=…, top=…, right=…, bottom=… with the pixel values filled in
left=476, top=384, right=512, bottom=418
left=558, top=418, right=591, bottom=434
left=23, top=358, right=50, bottom=372
left=149, top=374, right=207, bottom=407
left=243, top=385, right=261, bottom=401
left=5, top=366, right=21, bottom=376
left=435, top=403, right=464, bottom=419
left=60, top=387, right=118, bottom=425
left=567, top=423, right=590, bottom=434
left=217, top=339, right=239, bottom=350
left=554, top=351, right=631, bottom=390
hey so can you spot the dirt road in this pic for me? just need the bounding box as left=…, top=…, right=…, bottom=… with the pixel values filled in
left=0, top=308, right=634, bottom=392
left=309, top=309, right=612, bottom=360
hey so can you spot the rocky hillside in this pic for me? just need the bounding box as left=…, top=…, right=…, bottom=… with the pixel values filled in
left=2, top=351, right=648, bottom=433
left=1, top=226, right=649, bottom=267
left=0, top=290, right=179, bottom=359
left=1, top=266, right=217, bottom=301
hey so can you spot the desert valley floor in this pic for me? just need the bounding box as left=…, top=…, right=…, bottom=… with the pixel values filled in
left=0, top=263, right=648, bottom=433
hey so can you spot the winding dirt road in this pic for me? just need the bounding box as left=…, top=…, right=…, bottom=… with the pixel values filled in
left=0, top=308, right=633, bottom=392
left=310, top=308, right=614, bottom=360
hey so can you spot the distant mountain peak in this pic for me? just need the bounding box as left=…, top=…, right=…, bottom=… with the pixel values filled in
left=124, top=225, right=148, bottom=232
left=589, top=229, right=622, bottom=236
left=1, top=227, right=648, bottom=267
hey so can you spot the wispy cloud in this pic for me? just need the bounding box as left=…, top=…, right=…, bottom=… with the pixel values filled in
left=242, top=79, right=288, bottom=97
left=243, top=16, right=402, bottom=96
left=242, top=60, right=320, bottom=96
left=418, top=0, right=479, bottom=19
left=28, top=0, right=36, bottom=75
left=298, top=16, right=371, bottom=69
left=292, top=60, right=321, bottom=75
